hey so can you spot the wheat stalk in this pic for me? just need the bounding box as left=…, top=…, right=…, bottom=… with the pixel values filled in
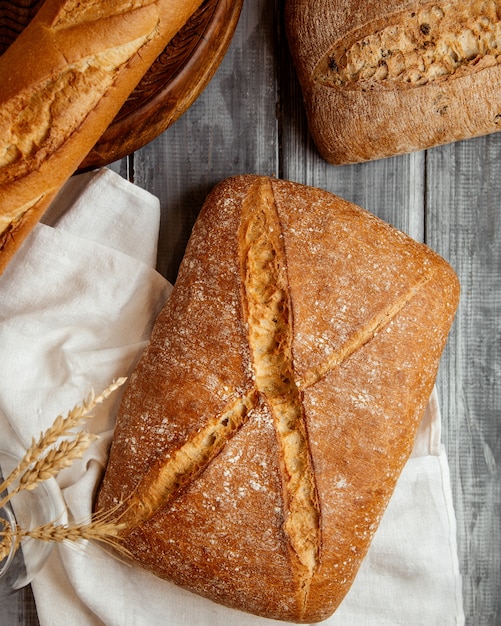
left=0, top=378, right=127, bottom=508
left=18, top=518, right=129, bottom=554
left=1, top=515, right=130, bottom=561
left=0, top=378, right=128, bottom=564
left=13, top=431, right=98, bottom=498
left=0, top=516, right=15, bottom=561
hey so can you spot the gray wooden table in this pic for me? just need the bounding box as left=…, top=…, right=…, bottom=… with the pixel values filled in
left=3, top=1, right=500, bottom=624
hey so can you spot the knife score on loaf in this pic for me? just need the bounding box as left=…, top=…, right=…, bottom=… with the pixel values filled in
left=0, top=0, right=205, bottom=275
left=96, top=175, right=460, bottom=623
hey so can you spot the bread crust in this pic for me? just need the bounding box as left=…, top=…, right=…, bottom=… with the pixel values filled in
left=285, top=0, right=501, bottom=164
left=0, top=0, right=203, bottom=274
left=96, top=175, right=459, bottom=622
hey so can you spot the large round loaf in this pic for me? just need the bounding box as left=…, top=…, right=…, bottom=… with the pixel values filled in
left=285, top=0, right=501, bottom=164
left=96, top=175, right=460, bottom=622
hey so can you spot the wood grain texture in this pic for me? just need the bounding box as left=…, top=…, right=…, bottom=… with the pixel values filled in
left=0, top=0, right=43, bottom=54
left=2, top=0, right=500, bottom=624
left=426, top=137, right=501, bottom=626
left=1, top=586, right=40, bottom=625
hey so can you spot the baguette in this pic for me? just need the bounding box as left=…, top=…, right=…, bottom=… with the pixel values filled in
left=0, top=0, right=204, bottom=274
left=96, top=175, right=460, bottom=623
left=285, top=0, right=501, bottom=164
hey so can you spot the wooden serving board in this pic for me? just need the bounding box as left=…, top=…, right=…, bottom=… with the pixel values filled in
left=0, top=0, right=243, bottom=169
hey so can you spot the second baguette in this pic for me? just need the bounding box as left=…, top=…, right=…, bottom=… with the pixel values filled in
left=0, top=0, right=204, bottom=274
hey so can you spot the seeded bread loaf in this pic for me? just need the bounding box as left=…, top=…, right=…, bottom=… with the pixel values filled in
left=0, top=0, right=203, bottom=274
left=285, top=0, right=501, bottom=164
left=96, top=175, right=459, bottom=623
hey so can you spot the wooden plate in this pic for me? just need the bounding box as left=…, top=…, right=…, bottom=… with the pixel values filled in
left=0, top=0, right=243, bottom=169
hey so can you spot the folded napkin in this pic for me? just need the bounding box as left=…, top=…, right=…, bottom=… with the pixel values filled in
left=0, top=168, right=464, bottom=625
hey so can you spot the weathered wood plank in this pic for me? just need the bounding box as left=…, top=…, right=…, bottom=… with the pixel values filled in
left=1, top=586, right=40, bottom=625
left=426, top=135, right=501, bottom=626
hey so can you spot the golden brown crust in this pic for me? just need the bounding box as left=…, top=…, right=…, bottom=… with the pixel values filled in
left=0, top=190, right=57, bottom=275
left=96, top=175, right=460, bottom=622
left=0, top=0, right=203, bottom=274
left=285, top=0, right=501, bottom=164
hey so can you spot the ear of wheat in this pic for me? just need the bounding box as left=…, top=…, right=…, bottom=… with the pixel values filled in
left=0, top=378, right=128, bottom=565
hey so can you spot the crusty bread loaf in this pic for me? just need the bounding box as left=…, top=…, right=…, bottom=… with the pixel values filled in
left=96, top=175, right=459, bottom=623
left=0, top=0, right=203, bottom=274
left=285, top=0, right=501, bottom=164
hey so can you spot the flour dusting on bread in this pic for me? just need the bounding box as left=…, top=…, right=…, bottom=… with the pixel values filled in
left=96, top=175, right=460, bottom=622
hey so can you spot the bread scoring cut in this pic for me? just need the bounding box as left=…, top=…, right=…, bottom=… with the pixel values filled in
left=240, top=180, right=320, bottom=606
left=0, top=36, right=152, bottom=174
left=96, top=175, right=459, bottom=622
left=314, top=1, right=501, bottom=89
left=117, top=391, right=256, bottom=529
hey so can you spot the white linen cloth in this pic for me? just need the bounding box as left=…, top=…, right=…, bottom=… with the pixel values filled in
left=0, top=168, right=464, bottom=625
